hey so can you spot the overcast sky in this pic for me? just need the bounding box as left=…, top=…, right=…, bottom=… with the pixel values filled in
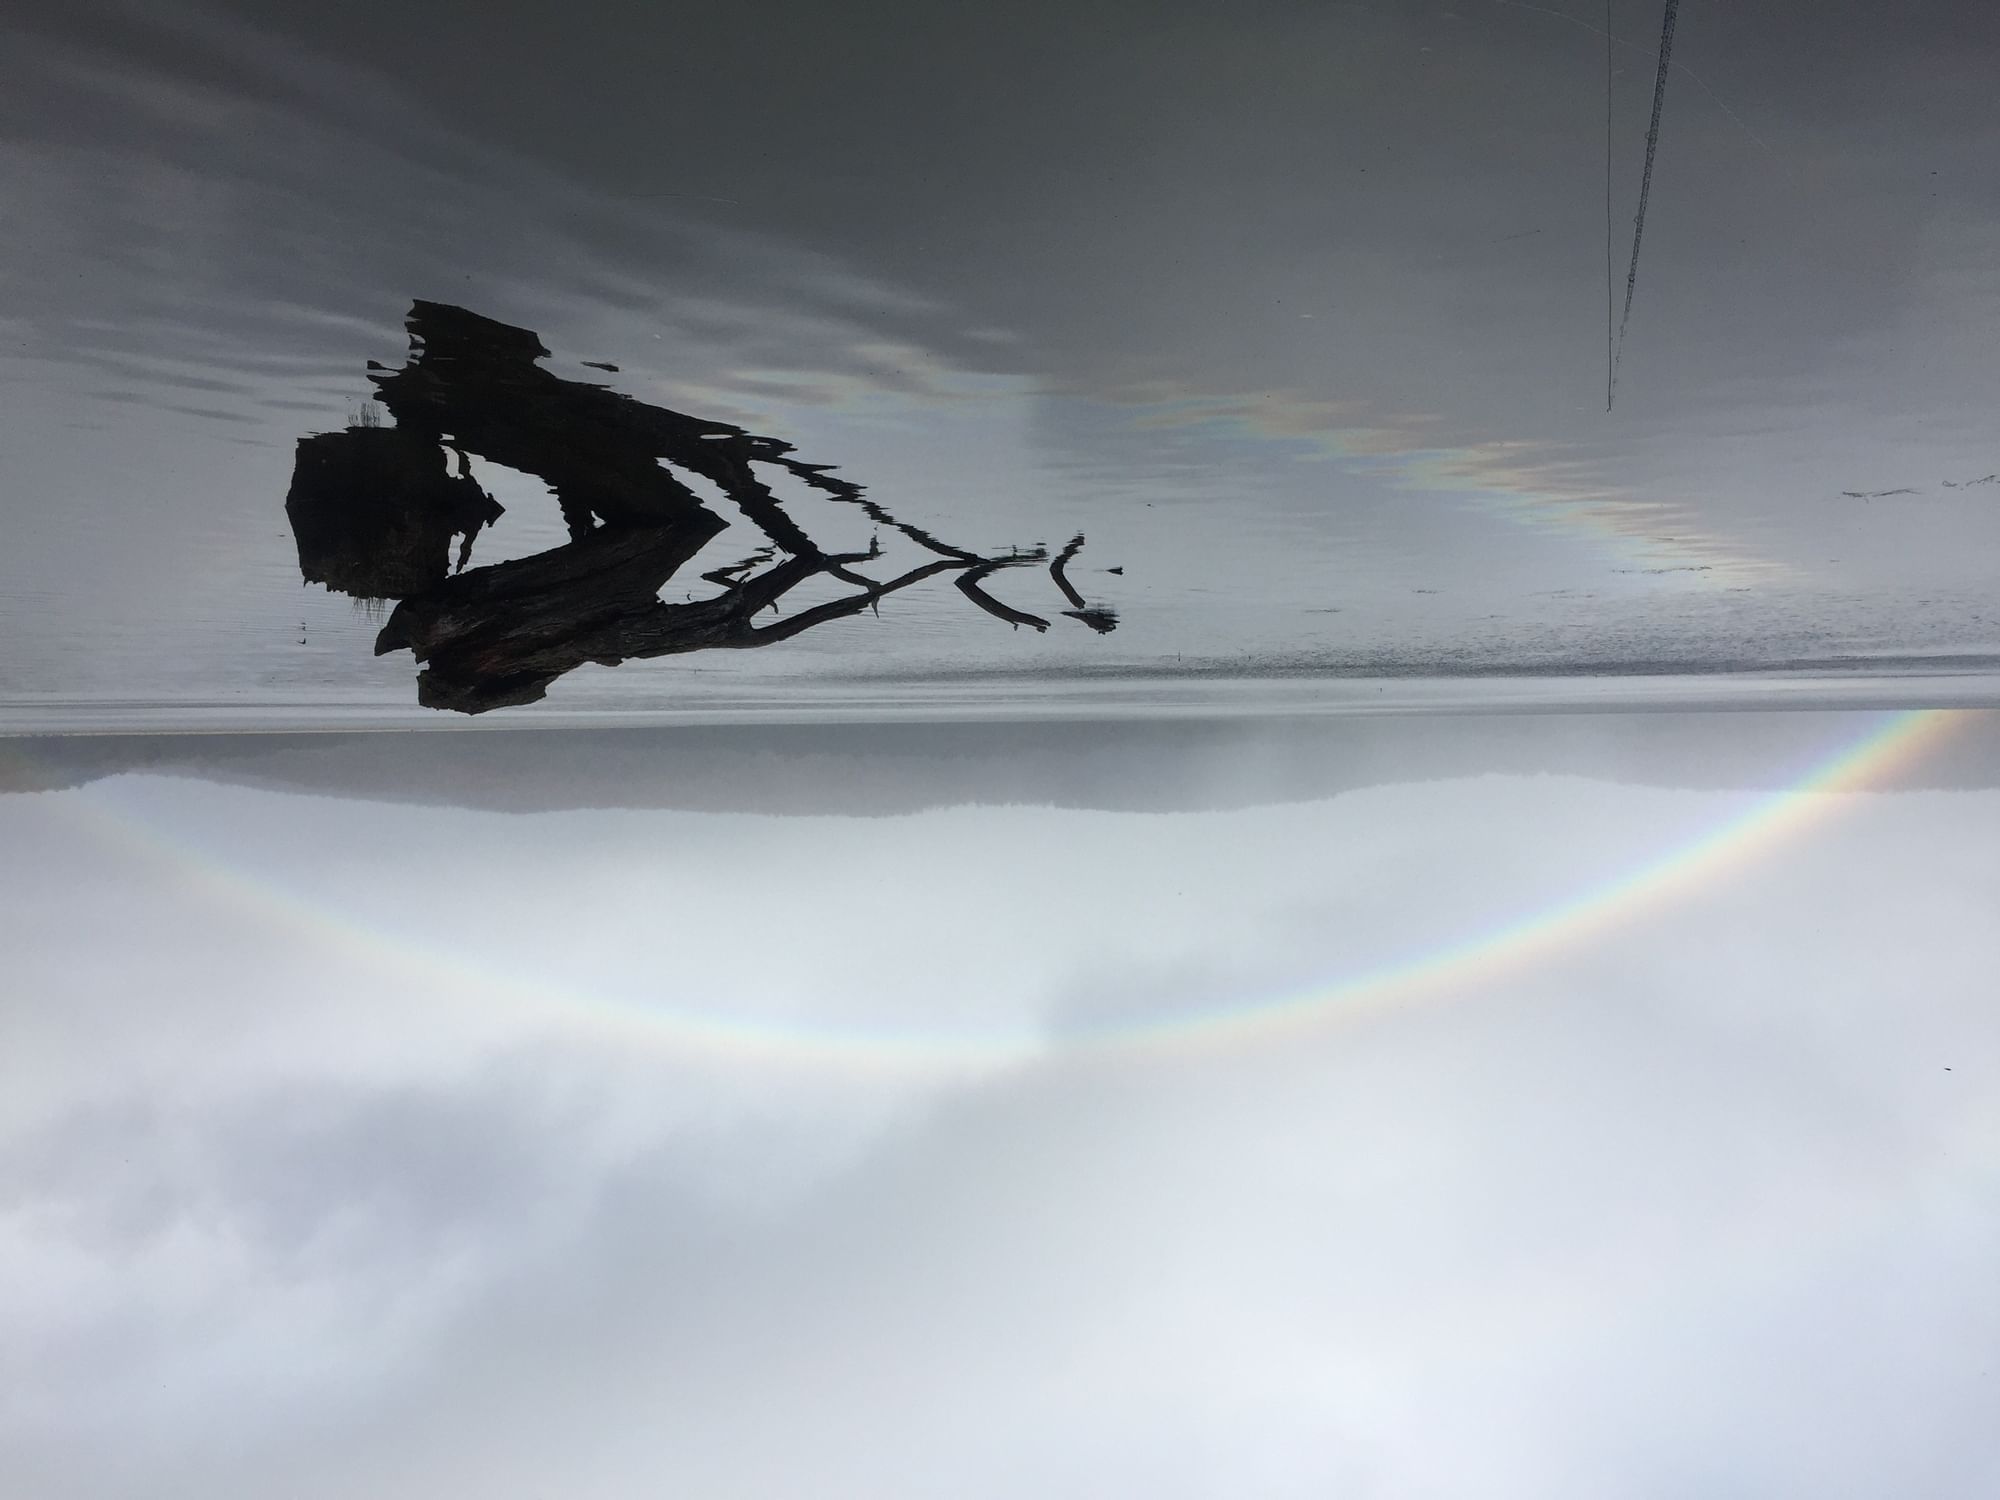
left=3, top=713, right=1997, bottom=1497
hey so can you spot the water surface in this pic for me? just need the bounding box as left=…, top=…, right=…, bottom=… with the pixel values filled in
left=7, top=1, right=2000, bottom=724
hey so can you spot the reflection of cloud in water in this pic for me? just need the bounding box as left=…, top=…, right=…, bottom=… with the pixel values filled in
left=648, top=356, right=1781, bottom=589
left=655, top=361, right=1036, bottom=434
left=0, top=12, right=994, bottom=430
left=1095, top=385, right=1783, bottom=584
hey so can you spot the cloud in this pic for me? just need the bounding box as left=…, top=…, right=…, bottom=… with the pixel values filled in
left=3, top=749, right=1998, bottom=1497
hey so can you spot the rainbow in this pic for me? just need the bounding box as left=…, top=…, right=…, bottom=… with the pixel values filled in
left=4, top=707, right=1966, bottom=1071
left=1104, top=390, right=1776, bottom=582
left=1116, top=704, right=1963, bottom=1059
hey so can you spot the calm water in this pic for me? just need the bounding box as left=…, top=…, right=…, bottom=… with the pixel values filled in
left=6, top=0, right=2000, bottom=724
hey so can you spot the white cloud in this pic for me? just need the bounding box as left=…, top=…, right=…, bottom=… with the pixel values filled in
left=2, top=754, right=1998, bottom=1497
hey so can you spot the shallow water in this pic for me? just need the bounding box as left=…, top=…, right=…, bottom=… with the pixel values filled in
left=6, top=1, right=2000, bottom=725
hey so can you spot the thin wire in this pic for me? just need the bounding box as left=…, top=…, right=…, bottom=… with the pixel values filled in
left=1609, top=0, right=1680, bottom=403
left=1605, top=0, right=1614, bottom=411
left=1488, top=0, right=1781, bottom=172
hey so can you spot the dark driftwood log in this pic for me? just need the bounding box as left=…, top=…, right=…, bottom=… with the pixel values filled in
left=378, top=522, right=963, bottom=714
left=368, top=301, right=793, bottom=537
left=1049, top=533, right=1119, bottom=634
left=284, top=427, right=501, bottom=599
left=375, top=519, right=724, bottom=712
left=956, top=564, right=1051, bottom=633
left=288, top=300, right=1112, bottom=712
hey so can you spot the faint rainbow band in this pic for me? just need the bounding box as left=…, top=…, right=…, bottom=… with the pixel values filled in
left=9, top=707, right=1965, bottom=1070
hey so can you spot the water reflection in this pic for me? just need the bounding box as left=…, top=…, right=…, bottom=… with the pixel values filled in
left=9, top=0, right=2000, bottom=719
left=286, top=302, right=1117, bottom=712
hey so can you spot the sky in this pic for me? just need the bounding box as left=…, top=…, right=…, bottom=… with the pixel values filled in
left=5, top=0, right=2000, bottom=719
left=3, top=711, right=1998, bottom=1497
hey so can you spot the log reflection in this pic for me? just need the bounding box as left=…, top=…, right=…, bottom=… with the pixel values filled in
left=285, top=302, right=1116, bottom=712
